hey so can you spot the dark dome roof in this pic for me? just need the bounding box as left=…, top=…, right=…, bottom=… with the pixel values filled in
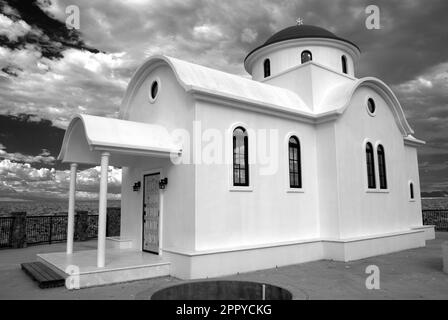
left=245, top=25, right=360, bottom=62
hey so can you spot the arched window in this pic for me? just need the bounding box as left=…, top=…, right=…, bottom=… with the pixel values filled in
left=409, top=182, right=414, bottom=200
left=366, top=142, right=376, bottom=189
left=377, top=144, right=387, bottom=189
left=151, top=81, right=158, bottom=99
left=233, top=127, right=249, bottom=186
left=288, top=136, right=302, bottom=188
left=341, top=55, right=348, bottom=74
left=301, top=50, right=312, bottom=64
left=263, top=59, right=271, bottom=78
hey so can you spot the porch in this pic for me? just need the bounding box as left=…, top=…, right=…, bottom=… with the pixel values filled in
left=38, top=114, right=181, bottom=288
left=38, top=246, right=170, bottom=288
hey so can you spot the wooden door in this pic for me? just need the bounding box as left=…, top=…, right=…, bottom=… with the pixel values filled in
left=142, top=173, right=160, bottom=253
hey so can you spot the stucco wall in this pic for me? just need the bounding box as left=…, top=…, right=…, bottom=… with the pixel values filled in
left=251, top=44, right=355, bottom=80
left=334, top=86, right=423, bottom=238
left=120, top=64, right=196, bottom=252
left=193, top=100, right=320, bottom=251
left=315, top=121, right=340, bottom=238
left=265, top=63, right=354, bottom=112
left=118, top=58, right=423, bottom=255
left=404, top=145, right=423, bottom=227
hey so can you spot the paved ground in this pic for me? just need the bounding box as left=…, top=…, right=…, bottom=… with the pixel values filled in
left=0, top=233, right=447, bottom=300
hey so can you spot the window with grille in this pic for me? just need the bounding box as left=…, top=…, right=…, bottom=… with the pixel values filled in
left=233, top=127, right=249, bottom=186
left=301, top=50, right=312, bottom=63
left=366, top=142, right=376, bottom=189
left=377, top=144, right=387, bottom=189
left=288, top=136, right=302, bottom=188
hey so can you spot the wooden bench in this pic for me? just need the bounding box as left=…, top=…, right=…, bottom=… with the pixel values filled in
left=21, top=262, right=67, bottom=289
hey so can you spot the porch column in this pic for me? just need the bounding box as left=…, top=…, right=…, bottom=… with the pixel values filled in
left=97, top=152, right=110, bottom=268
left=66, top=163, right=77, bottom=254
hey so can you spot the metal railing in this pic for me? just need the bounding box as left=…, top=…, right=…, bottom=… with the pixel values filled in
left=26, top=215, right=69, bottom=245
left=0, top=217, right=14, bottom=248
left=422, top=209, right=448, bottom=231
left=86, top=215, right=99, bottom=239
left=0, top=209, right=120, bottom=249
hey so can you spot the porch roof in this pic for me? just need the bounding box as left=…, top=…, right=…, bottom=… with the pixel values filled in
left=58, top=114, right=182, bottom=165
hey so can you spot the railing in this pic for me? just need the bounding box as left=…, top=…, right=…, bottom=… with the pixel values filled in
left=0, top=208, right=120, bottom=249
left=0, top=217, right=14, bottom=248
left=26, top=215, right=68, bottom=245
left=422, top=209, right=448, bottom=231
left=86, top=215, right=99, bottom=239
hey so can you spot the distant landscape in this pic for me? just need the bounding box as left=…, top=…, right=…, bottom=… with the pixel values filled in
left=421, top=197, right=448, bottom=210
left=421, top=191, right=448, bottom=198
left=0, top=200, right=121, bottom=216
left=0, top=197, right=446, bottom=216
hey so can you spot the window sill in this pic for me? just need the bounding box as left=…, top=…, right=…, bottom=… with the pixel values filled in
left=409, top=199, right=416, bottom=202
left=229, top=186, right=254, bottom=192
left=286, top=188, right=305, bottom=193
left=366, top=189, right=389, bottom=194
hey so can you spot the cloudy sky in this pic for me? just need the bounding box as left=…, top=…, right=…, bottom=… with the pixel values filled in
left=0, top=0, right=447, bottom=201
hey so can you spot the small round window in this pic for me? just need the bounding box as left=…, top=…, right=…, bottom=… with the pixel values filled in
left=367, top=98, right=376, bottom=115
left=150, top=80, right=159, bottom=102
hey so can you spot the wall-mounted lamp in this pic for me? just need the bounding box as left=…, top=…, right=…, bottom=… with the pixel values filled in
left=133, top=181, right=141, bottom=192
left=159, top=178, right=168, bottom=189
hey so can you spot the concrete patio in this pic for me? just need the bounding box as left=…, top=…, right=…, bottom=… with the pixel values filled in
left=0, top=233, right=447, bottom=300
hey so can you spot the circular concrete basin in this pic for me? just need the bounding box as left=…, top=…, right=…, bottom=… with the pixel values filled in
left=150, top=280, right=292, bottom=300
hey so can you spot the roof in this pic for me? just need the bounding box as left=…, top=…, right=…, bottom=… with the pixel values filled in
left=120, top=55, right=312, bottom=119
left=58, top=114, right=182, bottom=164
left=245, top=25, right=361, bottom=62
left=120, top=55, right=418, bottom=140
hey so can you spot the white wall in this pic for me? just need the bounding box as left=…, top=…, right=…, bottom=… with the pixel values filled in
left=250, top=43, right=355, bottom=80
left=265, top=63, right=354, bottom=112
left=315, top=121, right=340, bottom=238
left=118, top=57, right=423, bottom=257
left=193, top=100, right=320, bottom=251
left=334, top=86, right=424, bottom=238
left=120, top=64, right=196, bottom=252
left=404, top=146, right=423, bottom=227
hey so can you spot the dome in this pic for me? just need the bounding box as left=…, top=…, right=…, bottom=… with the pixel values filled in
left=245, top=25, right=360, bottom=62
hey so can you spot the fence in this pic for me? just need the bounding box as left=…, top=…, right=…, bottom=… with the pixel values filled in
left=422, top=209, right=448, bottom=231
left=0, top=217, right=14, bottom=248
left=0, top=208, right=120, bottom=249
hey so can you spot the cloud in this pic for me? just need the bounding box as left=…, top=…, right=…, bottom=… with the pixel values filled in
left=0, top=0, right=447, bottom=195
left=0, top=159, right=122, bottom=200
left=0, top=159, right=55, bottom=182
left=0, top=0, right=98, bottom=59
left=0, top=45, right=131, bottom=127
left=0, top=114, right=65, bottom=167
left=393, top=61, right=448, bottom=192
left=0, top=144, right=56, bottom=164
left=193, top=24, right=224, bottom=41
left=241, top=28, right=258, bottom=44
left=0, top=13, right=32, bottom=41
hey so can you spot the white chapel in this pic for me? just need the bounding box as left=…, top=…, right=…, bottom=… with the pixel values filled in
left=44, top=25, right=435, bottom=287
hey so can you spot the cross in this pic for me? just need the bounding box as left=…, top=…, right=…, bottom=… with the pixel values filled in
left=296, top=17, right=304, bottom=26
